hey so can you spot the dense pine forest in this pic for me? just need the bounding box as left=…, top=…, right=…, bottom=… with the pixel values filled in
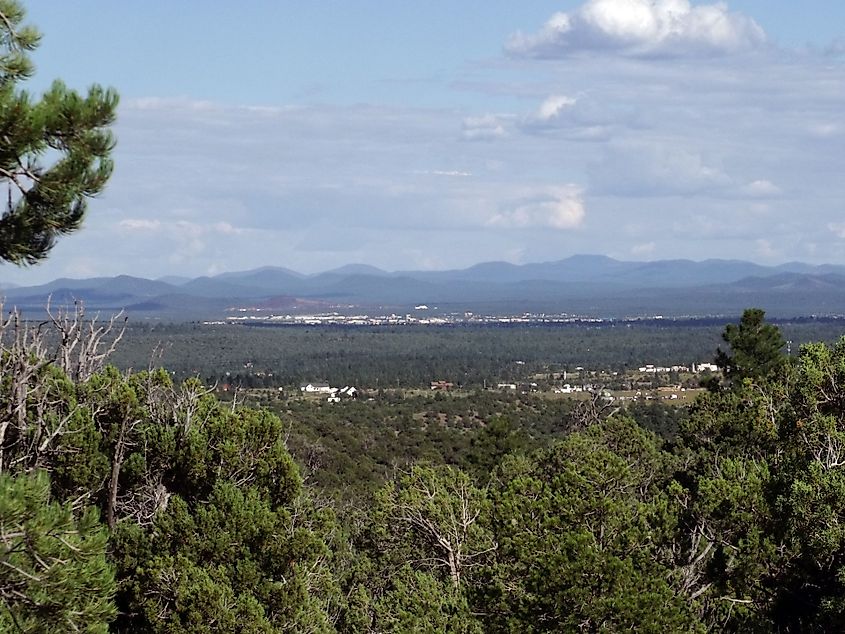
left=107, top=319, right=845, bottom=389
left=3, top=306, right=845, bottom=632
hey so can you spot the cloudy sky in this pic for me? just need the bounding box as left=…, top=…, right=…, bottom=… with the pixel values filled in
left=5, top=0, right=845, bottom=283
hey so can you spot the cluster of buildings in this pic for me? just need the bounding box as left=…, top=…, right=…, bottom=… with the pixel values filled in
left=299, top=382, right=359, bottom=403
left=637, top=363, right=719, bottom=374
left=223, top=311, right=610, bottom=327
left=295, top=359, right=722, bottom=405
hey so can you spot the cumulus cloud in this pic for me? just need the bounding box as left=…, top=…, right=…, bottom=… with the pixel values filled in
left=537, top=95, right=577, bottom=121
left=488, top=186, right=585, bottom=229
left=461, top=114, right=508, bottom=140
left=520, top=94, right=617, bottom=140
left=506, top=0, right=766, bottom=58
left=521, top=95, right=579, bottom=132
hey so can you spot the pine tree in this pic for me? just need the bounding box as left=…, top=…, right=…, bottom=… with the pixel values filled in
left=715, top=308, right=786, bottom=384
left=0, top=471, right=116, bottom=632
left=0, top=0, right=117, bottom=265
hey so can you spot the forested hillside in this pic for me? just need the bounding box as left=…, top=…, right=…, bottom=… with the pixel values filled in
left=3, top=306, right=845, bottom=631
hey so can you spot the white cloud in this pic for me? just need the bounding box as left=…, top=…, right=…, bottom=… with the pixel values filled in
left=171, top=220, right=246, bottom=238
left=488, top=186, right=585, bottom=229
left=461, top=114, right=508, bottom=140
left=430, top=170, right=472, bottom=177
left=631, top=241, right=656, bottom=256
left=537, top=95, right=577, bottom=121
left=519, top=93, right=636, bottom=141
left=127, top=97, right=219, bottom=112
left=174, top=220, right=204, bottom=237
left=412, top=169, right=472, bottom=177
left=119, top=219, right=161, bottom=231
left=507, top=0, right=766, bottom=58
left=213, top=221, right=245, bottom=235
left=740, top=179, right=781, bottom=198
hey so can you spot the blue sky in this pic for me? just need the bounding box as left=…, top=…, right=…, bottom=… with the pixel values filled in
left=5, top=1, right=845, bottom=283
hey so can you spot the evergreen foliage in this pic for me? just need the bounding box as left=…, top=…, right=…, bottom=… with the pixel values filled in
left=0, top=311, right=341, bottom=631
left=478, top=418, right=702, bottom=632
left=339, top=464, right=490, bottom=631
left=0, top=0, right=117, bottom=264
left=0, top=471, right=115, bottom=632
left=715, top=307, right=786, bottom=384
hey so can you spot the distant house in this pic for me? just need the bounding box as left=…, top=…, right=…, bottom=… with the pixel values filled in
left=693, top=362, right=719, bottom=373
left=638, top=364, right=672, bottom=373
left=300, top=382, right=333, bottom=394
left=430, top=381, right=454, bottom=391
left=338, top=386, right=359, bottom=399
left=325, top=386, right=360, bottom=403
left=497, top=383, right=517, bottom=390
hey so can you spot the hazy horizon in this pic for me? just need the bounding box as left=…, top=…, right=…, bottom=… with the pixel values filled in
left=5, top=252, right=845, bottom=287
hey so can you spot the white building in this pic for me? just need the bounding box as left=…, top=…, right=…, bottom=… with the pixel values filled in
left=693, top=363, right=720, bottom=373
left=300, top=382, right=333, bottom=394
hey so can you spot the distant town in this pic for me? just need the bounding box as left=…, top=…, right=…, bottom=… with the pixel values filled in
left=209, top=307, right=845, bottom=328
left=217, top=309, right=679, bottom=327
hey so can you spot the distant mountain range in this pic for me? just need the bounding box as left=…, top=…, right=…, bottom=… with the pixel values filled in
left=3, top=255, right=845, bottom=319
